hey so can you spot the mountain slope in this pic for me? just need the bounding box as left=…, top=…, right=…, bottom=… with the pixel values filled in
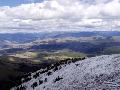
left=11, top=54, right=120, bottom=90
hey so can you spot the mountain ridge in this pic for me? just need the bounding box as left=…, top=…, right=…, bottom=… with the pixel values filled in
left=11, top=54, right=120, bottom=90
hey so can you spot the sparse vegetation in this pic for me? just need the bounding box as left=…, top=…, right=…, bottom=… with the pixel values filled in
left=54, top=76, right=63, bottom=83
left=31, top=82, right=38, bottom=89
left=39, top=80, right=43, bottom=85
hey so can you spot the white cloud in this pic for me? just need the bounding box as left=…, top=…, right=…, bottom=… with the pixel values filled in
left=0, top=0, right=120, bottom=33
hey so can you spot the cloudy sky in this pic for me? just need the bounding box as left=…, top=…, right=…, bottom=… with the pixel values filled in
left=0, top=0, right=120, bottom=33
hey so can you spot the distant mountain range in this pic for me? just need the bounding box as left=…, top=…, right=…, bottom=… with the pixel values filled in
left=1, top=31, right=120, bottom=56
left=0, top=31, right=120, bottom=43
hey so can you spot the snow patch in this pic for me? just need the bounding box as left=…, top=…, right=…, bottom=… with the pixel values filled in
left=11, top=54, right=120, bottom=90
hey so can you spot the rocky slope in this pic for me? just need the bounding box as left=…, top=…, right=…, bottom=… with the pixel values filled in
left=11, top=54, right=120, bottom=90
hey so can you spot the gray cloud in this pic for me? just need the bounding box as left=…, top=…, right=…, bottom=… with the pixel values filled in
left=0, top=0, right=120, bottom=33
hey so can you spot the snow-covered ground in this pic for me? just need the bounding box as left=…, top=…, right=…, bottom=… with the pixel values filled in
left=11, top=54, right=120, bottom=90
